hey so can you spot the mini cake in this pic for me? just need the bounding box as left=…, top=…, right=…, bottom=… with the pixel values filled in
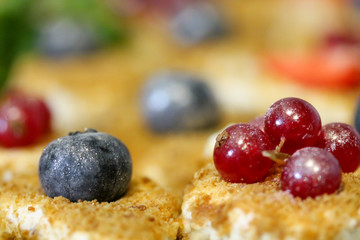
left=180, top=163, right=360, bottom=240
left=181, top=97, right=360, bottom=240
left=0, top=134, right=180, bottom=240
left=0, top=173, right=180, bottom=240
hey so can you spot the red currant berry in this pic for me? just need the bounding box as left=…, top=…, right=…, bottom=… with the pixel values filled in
left=317, top=122, right=360, bottom=173
left=264, top=97, right=322, bottom=154
left=324, top=32, right=359, bottom=48
left=213, top=123, right=273, bottom=183
left=281, top=147, right=342, bottom=199
left=0, top=91, right=51, bottom=147
left=118, top=0, right=196, bottom=15
left=0, top=102, right=31, bottom=147
left=9, top=93, right=51, bottom=136
left=249, top=115, right=265, bottom=132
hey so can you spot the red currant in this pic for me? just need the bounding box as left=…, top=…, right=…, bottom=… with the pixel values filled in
left=324, top=32, right=360, bottom=48
left=264, top=97, right=322, bottom=154
left=213, top=123, right=273, bottom=183
left=281, top=147, right=342, bottom=199
left=116, top=0, right=198, bottom=15
left=317, top=122, right=360, bottom=173
left=10, top=92, right=51, bottom=136
left=0, top=91, right=51, bottom=147
left=249, top=115, right=265, bottom=132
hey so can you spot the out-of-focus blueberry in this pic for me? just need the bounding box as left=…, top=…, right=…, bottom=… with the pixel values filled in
left=352, top=0, right=360, bottom=8
left=355, top=97, right=360, bottom=133
left=141, top=71, right=220, bottom=132
left=37, top=19, right=99, bottom=58
left=39, top=129, right=132, bottom=202
left=170, top=2, right=226, bottom=46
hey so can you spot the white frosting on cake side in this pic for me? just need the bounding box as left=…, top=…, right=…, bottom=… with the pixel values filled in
left=5, top=205, right=90, bottom=240
left=182, top=205, right=261, bottom=240
left=2, top=171, right=13, bottom=182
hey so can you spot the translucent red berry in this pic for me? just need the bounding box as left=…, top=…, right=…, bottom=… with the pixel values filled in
left=317, top=122, right=360, bottom=173
left=249, top=115, right=265, bottom=132
left=10, top=93, right=51, bottom=136
left=264, top=97, right=322, bottom=154
left=0, top=103, right=30, bottom=147
left=0, top=91, right=51, bottom=147
left=324, top=32, right=359, bottom=48
left=213, top=123, right=273, bottom=183
left=281, top=147, right=342, bottom=199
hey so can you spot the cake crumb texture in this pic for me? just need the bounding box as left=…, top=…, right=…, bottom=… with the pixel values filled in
left=181, top=163, right=360, bottom=240
left=0, top=172, right=180, bottom=240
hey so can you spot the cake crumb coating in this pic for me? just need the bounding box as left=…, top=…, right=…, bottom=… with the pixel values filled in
left=180, top=163, right=360, bottom=240
left=0, top=172, right=180, bottom=240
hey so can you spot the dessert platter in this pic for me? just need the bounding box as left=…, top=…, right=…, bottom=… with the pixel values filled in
left=0, top=0, right=360, bottom=239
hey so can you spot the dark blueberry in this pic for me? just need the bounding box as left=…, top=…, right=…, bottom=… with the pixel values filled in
left=352, top=0, right=360, bottom=8
left=356, top=96, right=360, bottom=134
left=141, top=70, right=220, bottom=132
left=170, top=2, right=226, bottom=46
left=39, top=129, right=132, bottom=202
left=37, top=19, right=99, bottom=58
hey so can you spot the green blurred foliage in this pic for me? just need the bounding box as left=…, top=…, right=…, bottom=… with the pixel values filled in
left=0, top=0, right=35, bottom=89
left=0, top=0, right=127, bottom=89
left=34, top=0, right=127, bottom=45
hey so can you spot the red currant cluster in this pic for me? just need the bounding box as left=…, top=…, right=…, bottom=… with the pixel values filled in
left=0, top=90, right=51, bottom=148
left=213, top=97, right=360, bottom=199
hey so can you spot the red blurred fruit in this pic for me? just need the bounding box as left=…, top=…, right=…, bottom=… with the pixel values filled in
left=112, top=0, right=202, bottom=15
left=265, top=47, right=360, bottom=88
left=0, top=90, right=51, bottom=147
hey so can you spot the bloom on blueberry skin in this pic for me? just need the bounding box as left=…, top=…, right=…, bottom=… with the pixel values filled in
left=39, top=129, right=132, bottom=202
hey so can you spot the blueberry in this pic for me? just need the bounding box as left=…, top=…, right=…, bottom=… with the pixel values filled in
left=39, top=129, right=132, bottom=202
left=170, top=2, right=226, bottom=46
left=141, top=71, right=220, bottom=132
left=353, top=0, right=360, bottom=8
left=37, top=19, right=99, bottom=58
left=355, top=97, right=360, bottom=134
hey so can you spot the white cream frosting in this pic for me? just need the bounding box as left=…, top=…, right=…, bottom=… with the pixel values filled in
left=5, top=205, right=90, bottom=240
left=183, top=203, right=360, bottom=240
left=182, top=205, right=258, bottom=240
left=2, top=171, right=13, bottom=182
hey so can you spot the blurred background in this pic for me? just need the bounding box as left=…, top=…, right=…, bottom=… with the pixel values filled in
left=1, top=0, right=360, bottom=192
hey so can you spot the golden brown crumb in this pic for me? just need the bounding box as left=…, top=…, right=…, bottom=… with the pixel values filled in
left=0, top=172, right=180, bottom=240
left=181, top=163, right=360, bottom=240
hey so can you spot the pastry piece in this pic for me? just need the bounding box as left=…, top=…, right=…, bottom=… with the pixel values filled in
left=0, top=174, right=180, bottom=240
left=0, top=154, right=180, bottom=240
left=180, top=163, right=360, bottom=240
